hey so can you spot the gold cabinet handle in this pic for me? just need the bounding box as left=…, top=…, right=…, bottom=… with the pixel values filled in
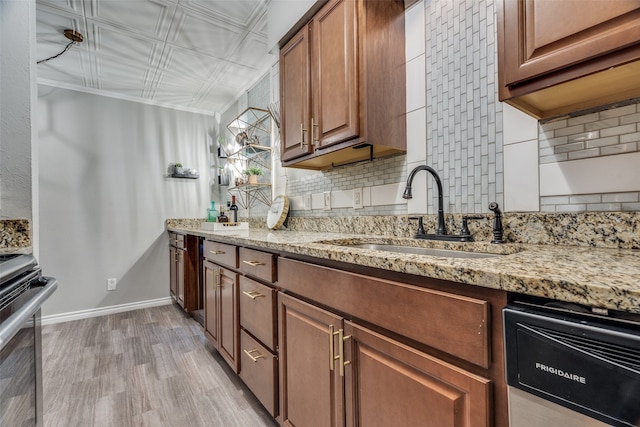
left=242, top=260, right=265, bottom=267
left=214, top=268, right=220, bottom=288
left=329, top=325, right=337, bottom=371
left=311, top=117, right=318, bottom=147
left=328, top=325, right=351, bottom=376
left=338, top=328, right=351, bottom=377
left=209, top=250, right=225, bottom=255
left=243, top=348, right=265, bottom=362
left=242, top=290, right=265, bottom=300
left=300, top=122, right=308, bottom=150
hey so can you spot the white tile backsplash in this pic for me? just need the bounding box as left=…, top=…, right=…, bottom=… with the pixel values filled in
left=405, top=0, right=425, bottom=62
left=504, top=140, right=539, bottom=212
left=406, top=107, right=427, bottom=162
left=503, top=104, right=538, bottom=145
left=540, top=152, right=640, bottom=196
left=406, top=54, right=426, bottom=113
left=370, top=183, right=406, bottom=207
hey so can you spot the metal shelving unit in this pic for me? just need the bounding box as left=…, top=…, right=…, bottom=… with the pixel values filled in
left=221, top=107, right=273, bottom=209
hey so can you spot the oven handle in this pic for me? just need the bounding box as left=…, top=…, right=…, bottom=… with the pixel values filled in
left=0, top=276, right=57, bottom=349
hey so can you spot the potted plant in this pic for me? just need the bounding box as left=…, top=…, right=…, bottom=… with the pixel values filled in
left=243, top=166, right=263, bottom=184
left=173, top=162, right=184, bottom=175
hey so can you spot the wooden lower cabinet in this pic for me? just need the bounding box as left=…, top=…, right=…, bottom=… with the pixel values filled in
left=203, top=259, right=240, bottom=373
left=279, top=292, right=345, bottom=427
left=278, top=292, right=492, bottom=427
left=168, top=232, right=199, bottom=312
left=343, top=321, right=491, bottom=427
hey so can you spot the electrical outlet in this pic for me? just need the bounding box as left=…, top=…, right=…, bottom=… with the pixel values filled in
left=353, top=188, right=363, bottom=209
left=323, top=191, right=331, bottom=210
left=107, top=278, right=117, bottom=291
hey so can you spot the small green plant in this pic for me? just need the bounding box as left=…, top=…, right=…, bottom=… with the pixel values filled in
left=174, top=162, right=183, bottom=168
left=243, top=167, right=263, bottom=176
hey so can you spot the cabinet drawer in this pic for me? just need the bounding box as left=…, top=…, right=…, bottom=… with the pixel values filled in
left=240, top=276, right=277, bottom=351
left=239, top=330, right=278, bottom=417
left=278, top=258, right=490, bottom=368
left=239, top=247, right=276, bottom=283
left=203, top=240, right=238, bottom=268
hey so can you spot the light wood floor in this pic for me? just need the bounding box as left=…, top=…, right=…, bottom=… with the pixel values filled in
left=42, top=304, right=278, bottom=427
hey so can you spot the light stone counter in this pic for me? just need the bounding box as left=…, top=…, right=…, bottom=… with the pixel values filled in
left=167, top=224, right=640, bottom=314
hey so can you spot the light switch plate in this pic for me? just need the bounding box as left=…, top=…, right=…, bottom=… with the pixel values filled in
left=304, top=194, right=312, bottom=210
left=323, top=191, right=331, bottom=210
left=353, top=188, right=363, bottom=209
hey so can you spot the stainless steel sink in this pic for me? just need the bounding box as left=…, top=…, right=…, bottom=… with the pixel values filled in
left=341, top=243, right=501, bottom=259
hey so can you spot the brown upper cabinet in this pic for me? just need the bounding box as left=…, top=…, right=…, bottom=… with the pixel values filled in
left=280, top=0, right=406, bottom=170
left=498, top=0, right=640, bottom=120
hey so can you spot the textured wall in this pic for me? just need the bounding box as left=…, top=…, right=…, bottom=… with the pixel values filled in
left=0, top=0, right=37, bottom=220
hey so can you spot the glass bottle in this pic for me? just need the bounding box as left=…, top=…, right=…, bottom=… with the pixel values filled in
left=217, top=207, right=229, bottom=223
left=230, top=195, right=239, bottom=223
left=207, top=201, right=219, bottom=222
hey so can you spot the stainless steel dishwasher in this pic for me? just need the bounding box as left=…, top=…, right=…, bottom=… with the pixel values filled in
left=504, top=295, right=640, bottom=427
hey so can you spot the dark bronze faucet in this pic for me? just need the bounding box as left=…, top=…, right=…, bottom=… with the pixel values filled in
left=403, top=165, right=447, bottom=236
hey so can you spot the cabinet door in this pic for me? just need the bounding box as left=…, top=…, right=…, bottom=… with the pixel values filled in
left=169, top=245, right=177, bottom=298
left=502, top=0, right=640, bottom=86
left=312, top=0, right=359, bottom=149
left=219, top=266, right=240, bottom=373
left=176, top=248, right=185, bottom=307
left=280, top=25, right=313, bottom=162
left=278, top=293, right=345, bottom=427
left=344, top=321, right=491, bottom=427
left=203, top=260, right=219, bottom=347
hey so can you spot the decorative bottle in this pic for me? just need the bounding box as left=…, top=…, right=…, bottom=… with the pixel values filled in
left=230, top=195, right=239, bottom=223
left=207, top=201, right=219, bottom=222
left=217, top=207, right=229, bottom=223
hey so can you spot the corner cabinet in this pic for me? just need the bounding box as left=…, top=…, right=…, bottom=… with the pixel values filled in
left=498, top=0, right=640, bottom=119
left=280, top=0, right=406, bottom=170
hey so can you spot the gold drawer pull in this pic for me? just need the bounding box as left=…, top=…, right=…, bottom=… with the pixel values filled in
left=209, top=250, right=225, bottom=255
left=242, top=290, right=265, bottom=300
left=242, top=260, right=265, bottom=267
left=243, top=348, right=265, bottom=362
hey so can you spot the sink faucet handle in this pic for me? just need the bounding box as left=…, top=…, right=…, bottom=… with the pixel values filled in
left=461, top=215, right=484, bottom=237
left=408, top=216, right=425, bottom=236
left=460, top=215, right=484, bottom=242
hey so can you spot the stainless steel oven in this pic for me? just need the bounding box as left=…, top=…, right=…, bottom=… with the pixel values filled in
left=504, top=295, right=640, bottom=427
left=0, top=254, right=57, bottom=426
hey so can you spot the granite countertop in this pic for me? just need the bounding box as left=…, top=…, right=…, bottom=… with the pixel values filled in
left=168, top=226, right=640, bottom=314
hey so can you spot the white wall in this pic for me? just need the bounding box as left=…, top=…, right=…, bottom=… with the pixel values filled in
left=0, top=0, right=37, bottom=223
left=38, top=86, right=213, bottom=317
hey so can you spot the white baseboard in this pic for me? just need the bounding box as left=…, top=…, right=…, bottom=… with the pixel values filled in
left=41, top=297, right=174, bottom=325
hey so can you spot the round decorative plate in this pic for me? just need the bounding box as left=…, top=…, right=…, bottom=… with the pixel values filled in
left=266, top=195, right=290, bottom=230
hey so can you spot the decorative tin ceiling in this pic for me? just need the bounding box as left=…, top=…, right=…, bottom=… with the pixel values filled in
left=36, top=0, right=275, bottom=115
